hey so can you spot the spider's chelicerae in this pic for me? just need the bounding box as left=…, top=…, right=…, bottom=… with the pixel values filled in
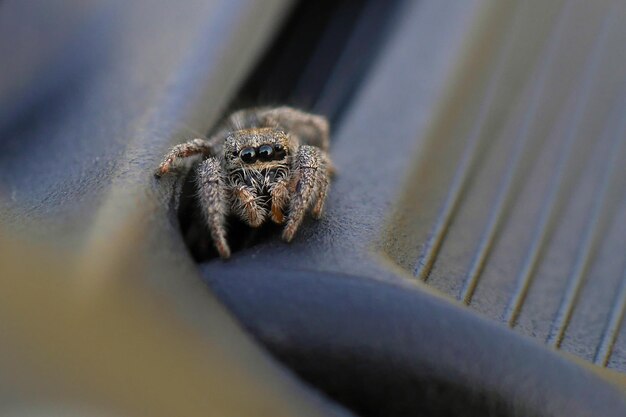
left=156, top=106, right=333, bottom=259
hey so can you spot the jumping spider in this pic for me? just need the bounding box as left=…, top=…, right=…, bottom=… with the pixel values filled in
left=156, top=106, right=333, bottom=259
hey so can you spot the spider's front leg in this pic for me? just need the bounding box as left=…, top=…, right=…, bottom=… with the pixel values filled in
left=197, top=158, right=231, bottom=259
left=282, top=145, right=331, bottom=242
left=155, top=138, right=216, bottom=177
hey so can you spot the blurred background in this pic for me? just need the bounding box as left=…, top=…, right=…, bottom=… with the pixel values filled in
left=2, top=1, right=626, bottom=416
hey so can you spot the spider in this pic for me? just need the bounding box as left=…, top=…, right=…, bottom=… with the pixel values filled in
left=155, top=106, right=333, bottom=259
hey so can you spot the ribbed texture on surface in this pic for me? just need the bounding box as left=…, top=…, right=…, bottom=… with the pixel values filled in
left=393, top=0, right=626, bottom=371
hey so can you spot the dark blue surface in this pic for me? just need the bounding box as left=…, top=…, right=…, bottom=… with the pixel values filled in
left=204, top=264, right=626, bottom=416
left=3, top=1, right=626, bottom=416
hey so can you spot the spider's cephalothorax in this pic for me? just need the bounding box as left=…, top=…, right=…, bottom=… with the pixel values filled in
left=156, top=107, right=332, bottom=259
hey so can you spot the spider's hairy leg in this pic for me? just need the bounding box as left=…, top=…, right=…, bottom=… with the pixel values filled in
left=260, top=107, right=330, bottom=151
left=283, top=145, right=330, bottom=242
left=231, top=183, right=266, bottom=228
left=155, top=138, right=215, bottom=177
left=269, top=175, right=290, bottom=224
left=311, top=154, right=331, bottom=219
left=197, top=158, right=230, bottom=259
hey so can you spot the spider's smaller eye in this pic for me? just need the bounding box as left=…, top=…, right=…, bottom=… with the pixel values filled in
left=231, top=150, right=238, bottom=157
left=273, top=144, right=286, bottom=160
left=257, top=144, right=274, bottom=161
left=239, top=147, right=256, bottom=164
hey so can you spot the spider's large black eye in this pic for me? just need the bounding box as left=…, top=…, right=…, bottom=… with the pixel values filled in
left=273, top=144, right=286, bottom=160
left=240, top=147, right=256, bottom=163
left=257, top=144, right=274, bottom=161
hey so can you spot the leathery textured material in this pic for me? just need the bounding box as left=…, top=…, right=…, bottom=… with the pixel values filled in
left=2, top=0, right=626, bottom=416
left=383, top=0, right=626, bottom=372
left=0, top=1, right=355, bottom=416
left=204, top=265, right=626, bottom=417
left=199, top=0, right=626, bottom=415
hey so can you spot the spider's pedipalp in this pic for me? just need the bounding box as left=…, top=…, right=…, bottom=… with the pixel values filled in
left=196, top=157, right=230, bottom=259
left=269, top=175, right=290, bottom=224
left=231, top=184, right=266, bottom=227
